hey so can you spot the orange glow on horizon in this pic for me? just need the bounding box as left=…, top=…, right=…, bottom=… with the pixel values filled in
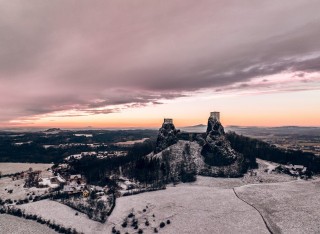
left=8, top=115, right=320, bottom=129
left=4, top=89, right=320, bottom=129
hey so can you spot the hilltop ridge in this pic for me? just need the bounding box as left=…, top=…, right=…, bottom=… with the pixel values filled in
left=142, top=113, right=251, bottom=182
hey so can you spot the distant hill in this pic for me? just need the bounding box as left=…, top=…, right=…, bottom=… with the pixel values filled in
left=181, top=125, right=320, bottom=137
left=226, top=126, right=320, bottom=137
left=44, top=128, right=62, bottom=132
left=180, top=124, right=207, bottom=133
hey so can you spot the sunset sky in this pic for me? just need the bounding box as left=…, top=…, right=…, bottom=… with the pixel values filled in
left=1, top=0, right=320, bottom=128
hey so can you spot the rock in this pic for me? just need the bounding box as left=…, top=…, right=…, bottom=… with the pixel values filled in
left=201, top=116, right=238, bottom=166
left=154, top=119, right=180, bottom=153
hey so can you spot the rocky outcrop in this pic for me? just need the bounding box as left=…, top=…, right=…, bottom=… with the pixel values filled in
left=201, top=116, right=239, bottom=166
left=154, top=120, right=180, bottom=153
left=141, top=115, right=248, bottom=183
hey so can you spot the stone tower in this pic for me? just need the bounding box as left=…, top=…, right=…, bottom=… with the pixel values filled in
left=210, top=112, right=220, bottom=121
left=154, top=118, right=179, bottom=153
left=164, top=118, right=173, bottom=124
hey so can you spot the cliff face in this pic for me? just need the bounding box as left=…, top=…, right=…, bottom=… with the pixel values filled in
left=154, top=122, right=179, bottom=153
left=201, top=117, right=238, bottom=166
left=141, top=116, right=247, bottom=183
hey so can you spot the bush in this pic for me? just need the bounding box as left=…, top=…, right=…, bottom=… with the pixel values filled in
left=121, top=221, right=127, bottom=228
left=131, top=219, right=138, bottom=227
left=138, top=229, right=143, bottom=234
left=166, top=220, right=171, bottom=224
left=145, top=220, right=149, bottom=226
left=160, top=222, right=165, bottom=228
left=154, top=228, right=158, bottom=233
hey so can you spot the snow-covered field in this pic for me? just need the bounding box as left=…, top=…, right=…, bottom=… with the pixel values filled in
left=0, top=163, right=53, bottom=175
left=19, top=200, right=103, bottom=234
left=242, top=159, right=295, bottom=184
left=13, top=175, right=320, bottom=234
left=0, top=214, right=56, bottom=234
left=3, top=160, right=317, bottom=234
left=235, top=179, right=320, bottom=234
left=18, top=184, right=269, bottom=234
left=114, top=138, right=149, bottom=146
left=0, top=177, right=49, bottom=201
left=107, top=183, right=269, bottom=234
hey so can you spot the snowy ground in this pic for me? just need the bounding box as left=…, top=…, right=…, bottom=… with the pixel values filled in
left=242, top=159, right=295, bottom=184
left=106, top=183, right=269, bottom=234
left=0, top=163, right=53, bottom=175
left=19, top=200, right=103, bottom=234
left=0, top=177, right=49, bottom=201
left=4, top=160, right=318, bottom=234
left=18, top=185, right=269, bottom=234
left=0, top=214, right=56, bottom=234
left=235, top=179, right=320, bottom=234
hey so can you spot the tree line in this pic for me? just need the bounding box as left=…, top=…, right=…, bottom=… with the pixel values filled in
left=226, top=132, right=320, bottom=173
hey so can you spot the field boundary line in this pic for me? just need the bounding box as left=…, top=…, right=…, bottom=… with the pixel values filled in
left=232, top=188, right=274, bottom=234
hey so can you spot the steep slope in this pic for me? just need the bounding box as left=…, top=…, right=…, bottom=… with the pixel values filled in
left=201, top=116, right=239, bottom=166
left=147, top=139, right=246, bottom=180
left=154, top=120, right=179, bottom=153
left=139, top=115, right=250, bottom=183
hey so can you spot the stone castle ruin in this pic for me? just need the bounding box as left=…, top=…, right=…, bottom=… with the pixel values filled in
left=210, top=112, right=220, bottom=121
left=154, top=118, right=179, bottom=153
left=164, top=118, right=173, bottom=124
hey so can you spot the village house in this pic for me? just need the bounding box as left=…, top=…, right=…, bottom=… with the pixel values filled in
left=38, top=174, right=66, bottom=188
left=62, top=174, right=87, bottom=194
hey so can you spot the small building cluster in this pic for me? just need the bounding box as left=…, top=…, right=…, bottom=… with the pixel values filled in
left=65, top=150, right=127, bottom=161
left=63, top=174, right=87, bottom=194
left=38, top=174, right=66, bottom=189
left=275, top=164, right=309, bottom=178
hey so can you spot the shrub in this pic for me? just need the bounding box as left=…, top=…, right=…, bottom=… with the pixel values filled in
left=160, top=222, right=165, bottom=228
left=131, top=219, right=138, bottom=227
left=138, top=229, right=143, bottom=234
left=145, top=220, right=149, bottom=226
left=154, top=228, right=158, bottom=233
left=166, top=220, right=171, bottom=224
left=121, top=221, right=127, bottom=228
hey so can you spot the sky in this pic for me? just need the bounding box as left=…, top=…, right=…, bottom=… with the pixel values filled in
left=1, top=0, right=320, bottom=128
